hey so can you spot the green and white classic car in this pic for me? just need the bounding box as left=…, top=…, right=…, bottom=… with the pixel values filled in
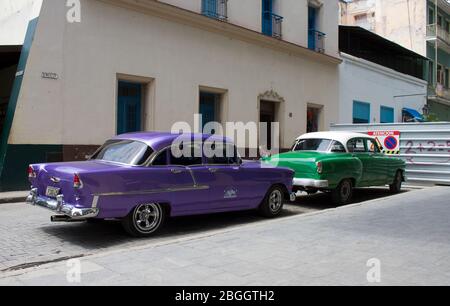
left=262, top=132, right=406, bottom=205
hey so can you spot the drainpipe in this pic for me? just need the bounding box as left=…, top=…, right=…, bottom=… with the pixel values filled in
left=435, top=0, right=438, bottom=88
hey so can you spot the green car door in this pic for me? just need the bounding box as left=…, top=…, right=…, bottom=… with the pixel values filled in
left=347, top=138, right=385, bottom=186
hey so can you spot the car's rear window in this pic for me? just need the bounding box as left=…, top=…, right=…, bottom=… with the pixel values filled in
left=292, top=139, right=332, bottom=152
left=92, top=140, right=153, bottom=165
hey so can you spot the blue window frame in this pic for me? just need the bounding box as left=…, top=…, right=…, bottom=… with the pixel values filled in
left=380, top=106, right=394, bottom=123
left=202, top=0, right=218, bottom=18
left=117, top=81, right=142, bottom=135
left=353, top=101, right=370, bottom=124
left=262, top=0, right=273, bottom=36
left=199, top=92, right=219, bottom=132
left=308, top=6, right=317, bottom=50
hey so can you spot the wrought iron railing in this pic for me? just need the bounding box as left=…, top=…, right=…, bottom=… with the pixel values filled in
left=262, top=11, right=283, bottom=39
left=308, top=29, right=326, bottom=53
left=202, top=0, right=228, bottom=21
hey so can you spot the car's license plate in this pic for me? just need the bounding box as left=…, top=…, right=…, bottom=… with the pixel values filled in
left=46, top=186, right=60, bottom=198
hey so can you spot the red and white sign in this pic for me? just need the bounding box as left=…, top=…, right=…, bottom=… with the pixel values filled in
left=368, top=131, right=400, bottom=154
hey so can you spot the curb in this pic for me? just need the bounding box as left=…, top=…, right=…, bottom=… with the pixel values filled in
left=0, top=192, right=28, bottom=205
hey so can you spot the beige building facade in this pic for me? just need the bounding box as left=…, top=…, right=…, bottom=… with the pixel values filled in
left=0, top=0, right=341, bottom=190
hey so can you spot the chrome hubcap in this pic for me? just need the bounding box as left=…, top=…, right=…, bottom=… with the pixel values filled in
left=341, top=182, right=351, bottom=200
left=134, top=204, right=160, bottom=232
left=269, top=190, right=283, bottom=212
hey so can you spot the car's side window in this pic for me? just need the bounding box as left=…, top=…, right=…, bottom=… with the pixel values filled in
left=152, top=149, right=168, bottom=166
left=367, top=139, right=381, bottom=153
left=330, top=141, right=346, bottom=153
left=169, top=142, right=203, bottom=166
left=205, top=142, right=240, bottom=165
left=347, top=138, right=366, bottom=153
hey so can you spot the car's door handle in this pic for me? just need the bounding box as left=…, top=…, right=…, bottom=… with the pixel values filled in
left=208, top=168, right=218, bottom=173
left=171, top=169, right=183, bottom=174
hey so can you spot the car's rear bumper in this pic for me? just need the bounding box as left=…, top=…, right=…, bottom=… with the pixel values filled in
left=293, top=178, right=329, bottom=188
left=26, top=188, right=99, bottom=220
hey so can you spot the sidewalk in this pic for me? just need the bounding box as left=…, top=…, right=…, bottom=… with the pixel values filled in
left=0, top=191, right=28, bottom=204
left=1, top=186, right=449, bottom=286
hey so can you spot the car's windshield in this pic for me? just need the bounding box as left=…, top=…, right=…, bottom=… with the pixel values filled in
left=292, top=139, right=332, bottom=152
left=92, top=140, right=153, bottom=165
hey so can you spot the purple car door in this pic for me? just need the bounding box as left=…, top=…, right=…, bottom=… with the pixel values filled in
left=190, top=142, right=253, bottom=211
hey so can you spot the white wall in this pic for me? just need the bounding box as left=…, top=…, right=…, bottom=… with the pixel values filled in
left=9, top=0, right=340, bottom=149
left=0, top=0, right=42, bottom=45
left=339, top=53, right=427, bottom=124
left=159, top=0, right=340, bottom=58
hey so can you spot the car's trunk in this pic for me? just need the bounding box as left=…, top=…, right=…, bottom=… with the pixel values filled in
left=264, top=151, right=322, bottom=179
left=31, top=161, right=123, bottom=205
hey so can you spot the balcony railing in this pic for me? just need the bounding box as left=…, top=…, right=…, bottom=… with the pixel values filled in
left=262, top=12, right=283, bottom=39
left=202, top=0, right=228, bottom=21
left=308, top=29, right=326, bottom=53
left=427, top=23, right=450, bottom=46
left=429, top=83, right=450, bottom=101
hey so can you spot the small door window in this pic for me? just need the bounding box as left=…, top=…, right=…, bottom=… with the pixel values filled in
left=366, top=139, right=381, bottom=153
left=330, top=141, right=346, bottom=153
left=347, top=138, right=366, bottom=153
left=169, top=142, right=203, bottom=166
left=205, top=142, right=240, bottom=165
left=152, top=149, right=168, bottom=166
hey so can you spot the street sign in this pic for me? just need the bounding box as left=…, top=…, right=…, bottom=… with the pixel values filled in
left=368, top=131, right=400, bottom=154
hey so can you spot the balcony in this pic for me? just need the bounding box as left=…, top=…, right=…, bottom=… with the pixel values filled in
left=262, top=12, right=283, bottom=39
left=308, top=29, right=326, bottom=53
left=426, top=23, right=450, bottom=52
left=201, top=0, right=228, bottom=21
left=428, top=83, right=450, bottom=102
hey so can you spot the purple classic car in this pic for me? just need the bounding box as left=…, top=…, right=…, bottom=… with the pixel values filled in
left=26, top=132, right=295, bottom=237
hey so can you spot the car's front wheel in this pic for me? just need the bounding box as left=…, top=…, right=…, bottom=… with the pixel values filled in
left=331, top=179, right=353, bottom=205
left=259, top=185, right=285, bottom=218
left=389, top=170, right=403, bottom=193
left=122, top=203, right=166, bottom=237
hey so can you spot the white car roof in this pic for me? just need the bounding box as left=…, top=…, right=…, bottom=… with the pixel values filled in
left=296, top=131, right=375, bottom=145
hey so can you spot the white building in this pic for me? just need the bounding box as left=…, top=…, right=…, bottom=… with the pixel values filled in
left=0, top=0, right=341, bottom=190
left=339, top=26, right=428, bottom=124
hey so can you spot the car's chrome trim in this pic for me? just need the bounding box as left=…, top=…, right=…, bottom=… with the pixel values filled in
left=26, top=189, right=99, bottom=220
left=293, top=178, right=329, bottom=188
left=93, top=185, right=210, bottom=197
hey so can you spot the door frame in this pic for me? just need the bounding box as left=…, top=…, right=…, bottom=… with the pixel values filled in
left=257, top=89, right=285, bottom=153
left=116, top=74, right=155, bottom=134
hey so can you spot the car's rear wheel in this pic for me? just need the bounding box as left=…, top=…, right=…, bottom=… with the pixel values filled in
left=331, top=179, right=353, bottom=205
left=122, top=203, right=165, bottom=237
left=259, top=185, right=285, bottom=218
left=389, top=170, right=403, bottom=194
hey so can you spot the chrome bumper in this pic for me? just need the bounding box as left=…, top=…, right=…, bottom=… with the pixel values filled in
left=293, top=178, right=329, bottom=188
left=26, top=188, right=99, bottom=220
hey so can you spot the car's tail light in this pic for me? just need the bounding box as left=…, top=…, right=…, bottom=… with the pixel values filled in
left=28, top=166, right=36, bottom=178
left=316, top=162, right=323, bottom=174
left=73, top=174, right=83, bottom=189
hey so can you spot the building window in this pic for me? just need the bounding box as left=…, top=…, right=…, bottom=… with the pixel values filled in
left=199, top=91, right=222, bottom=134
left=438, top=14, right=443, bottom=27
left=353, top=101, right=370, bottom=124
left=380, top=106, right=394, bottom=123
left=428, top=7, right=435, bottom=25
left=117, top=81, right=143, bottom=135
left=437, top=63, right=443, bottom=85
left=262, top=0, right=283, bottom=39
left=202, top=0, right=228, bottom=21
left=308, top=5, right=325, bottom=52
